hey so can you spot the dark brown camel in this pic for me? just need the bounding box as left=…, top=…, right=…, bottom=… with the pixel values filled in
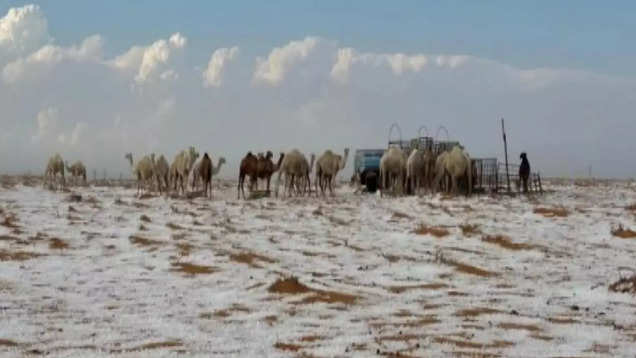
left=256, top=151, right=284, bottom=193
left=199, top=153, right=213, bottom=198
left=238, top=152, right=258, bottom=199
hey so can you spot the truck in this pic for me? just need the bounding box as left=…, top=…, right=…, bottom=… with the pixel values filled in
left=353, top=149, right=385, bottom=193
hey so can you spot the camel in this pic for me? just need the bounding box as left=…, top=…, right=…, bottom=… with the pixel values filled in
left=170, top=147, right=199, bottom=195
left=153, top=154, right=170, bottom=195
left=44, top=153, right=65, bottom=189
left=238, top=152, right=258, bottom=199
left=433, top=151, right=450, bottom=193
left=198, top=154, right=226, bottom=198
left=315, top=148, right=349, bottom=196
left=188, top=158, right=203, bottom=191
left=443, top=146, right=472, bottom=196
left=275, top=150, right=314, bottom=198
left=125, top=153, right=155, bottom=196
left=256, top=151, right=285, bottom=192
left=379, top=147, right=407, bottom=197
left=296, top=153, right=316, bottom=195
left=64, top=160, right=86, bottom=186
left=406, top=149, right=426, bottom=195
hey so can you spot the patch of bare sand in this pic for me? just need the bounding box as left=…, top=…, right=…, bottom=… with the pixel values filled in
left=497, top=322, right=542, bottom=332
left=547, top=317, right=579, bottom=324
left=230, top=252, right=277, bottom=268
left=0, top=249, right=43, bottom=261
left=49, top=238, right=69, bottom=250
left=413, top=224, right=450, bottom=238
left=386, top=283, right=448, bottom=294
left=611, top=225, right=636, bottom=239
left=443, top=258, right=498, bottom=277
left=200, top=304, right=250, bottom=319
left=273, top=342, right=302, bottom=352
left=533, top=207, right=569, bottom=218
left=455, top=307, right=502, bottom=318
left=434, top=336, right=514, bottom=350
left=129, top=235, right=164, bottom=247
left=481, top=235, right=536, bottom=250
left=460, top=224, right=481, bottom=237
left=170, top=262, right=217, bottom=275
left=124, top=340, right=183, bottom=352
left=268, top=277, right=357, bottom=305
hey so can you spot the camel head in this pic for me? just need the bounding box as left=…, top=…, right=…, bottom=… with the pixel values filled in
left=266, top=151, right=273, bottom=160
left=218, top=157, right=226, bottom=165
left=339, top=148, right=350, bottom=170
left=520, top=152, right=527, bottom=160
left=188, top=146, right=199, bottom=161
left=124, top=153, right=133, bottom=167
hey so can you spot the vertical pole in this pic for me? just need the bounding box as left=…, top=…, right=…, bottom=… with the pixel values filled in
left=502, top=118, right=511, bottom=194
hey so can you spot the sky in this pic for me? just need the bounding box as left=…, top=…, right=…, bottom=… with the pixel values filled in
left=0, top=1, right=635, bottom=179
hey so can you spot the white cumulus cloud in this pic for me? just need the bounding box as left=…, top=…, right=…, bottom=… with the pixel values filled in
left=253, top=36, right=319, bottom=86
left=203, top=46, right=238, bottom=88
left=110, top=32, right=187, bottom=84
left=330, top=48, right=470, bottom=84
left=0, top=4, right=50, bottom=61
left=3, top=34, right=103, bottom=83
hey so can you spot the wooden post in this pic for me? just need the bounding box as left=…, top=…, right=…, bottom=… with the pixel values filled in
left=501, top=118, right=511, bottom=194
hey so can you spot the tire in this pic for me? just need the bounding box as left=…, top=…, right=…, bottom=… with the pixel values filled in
left=366, top=172, right=378, bottom=193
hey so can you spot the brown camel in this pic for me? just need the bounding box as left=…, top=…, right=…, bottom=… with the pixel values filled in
left=238, top=152, right=258, bottom=199
left=199, top=153, right=213, bottom=198
left=256, top=151, right=285, bottom=193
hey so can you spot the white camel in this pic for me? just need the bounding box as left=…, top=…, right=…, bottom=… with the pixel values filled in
left=65, top=161, right=87, bottom=185
left=433, top=151, right=450, bottom=193
left=125, top=153, right=154, bottom=196
left=406, top=149, right=426, bottom=195
left=170, top=146, right=199, bottom=195
left=188, top=158, right=202, bottom=191
left=153, top=154, right=170, bottom=195
left=275, top=149, right=314, bottom=198
left=379, top=147, right=407, bottom=197
left=44, top=153, right=65, bottom=189
left=315, top=148, right=349, bottom=196
left=444, top=146, right=472, bottom=196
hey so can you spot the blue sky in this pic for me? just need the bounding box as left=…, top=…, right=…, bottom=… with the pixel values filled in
left=6, top=0, right=635, bottom=75
left=0, top=1, right=635, bottom=178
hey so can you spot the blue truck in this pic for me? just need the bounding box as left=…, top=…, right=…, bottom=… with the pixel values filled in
left=353, top=149, right=386, bottom=193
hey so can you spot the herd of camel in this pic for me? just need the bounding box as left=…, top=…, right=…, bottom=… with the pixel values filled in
left=42, top=143, right=474, bottom=199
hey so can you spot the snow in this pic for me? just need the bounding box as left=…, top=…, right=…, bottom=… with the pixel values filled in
left=1, top=179, right=636, bottom=357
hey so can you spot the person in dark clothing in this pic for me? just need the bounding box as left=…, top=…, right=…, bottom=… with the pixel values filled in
left=519, top=152, right=530, bottom=193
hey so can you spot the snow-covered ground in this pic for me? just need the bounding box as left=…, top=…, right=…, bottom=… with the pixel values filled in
left=1, top=178, right=636, bottom=357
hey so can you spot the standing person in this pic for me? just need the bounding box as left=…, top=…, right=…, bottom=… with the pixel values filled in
left=519, top=152, right=530, bottom=193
